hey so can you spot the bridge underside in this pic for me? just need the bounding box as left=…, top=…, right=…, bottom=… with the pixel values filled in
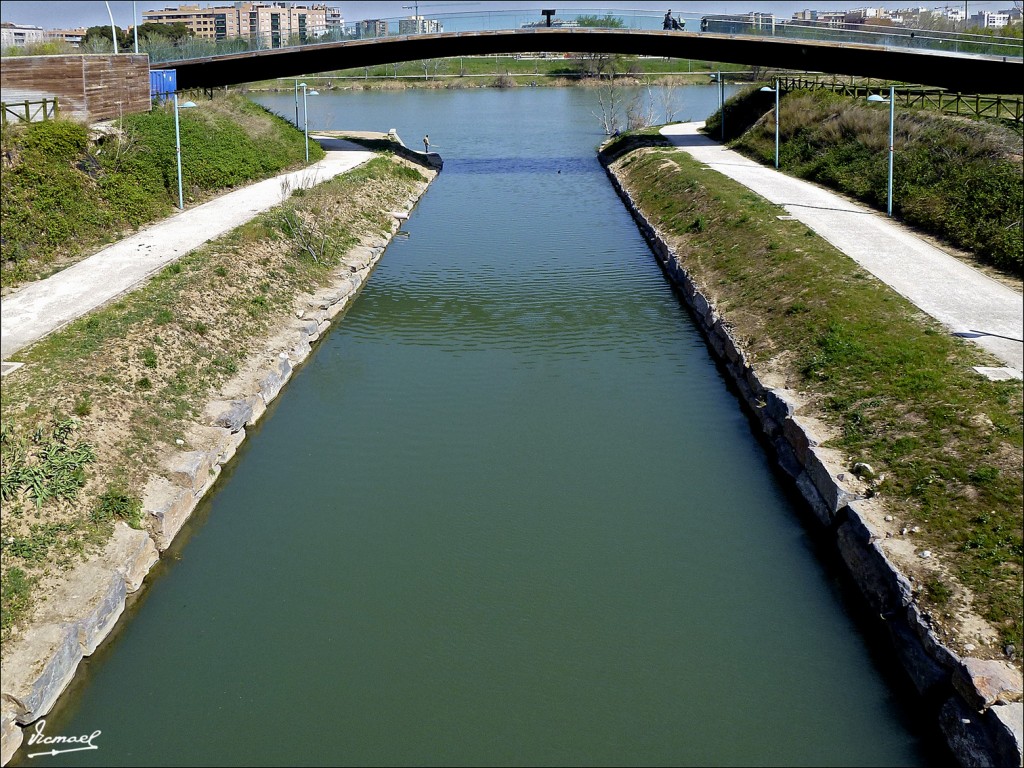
left=165, top=28, right=1021, bottom=94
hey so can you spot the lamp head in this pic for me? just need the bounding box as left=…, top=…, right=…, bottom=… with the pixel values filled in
left=866, top=94, right=888, bottom=103
left=760, top=86, right=774, bottom=92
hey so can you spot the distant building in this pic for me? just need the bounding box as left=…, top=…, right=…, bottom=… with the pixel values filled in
left=325, top=5, right=345, bottom=35
left=143, top=3, right=337, bottom=46
left=0, top=22, right=46, bottom=49
left=357, top=19, right=388, bottom=38
left=969, top=10, right=1010, bottom=28
left=398, top=16, right=442, bottom=35
left=48, top=28, right=88, bottom=47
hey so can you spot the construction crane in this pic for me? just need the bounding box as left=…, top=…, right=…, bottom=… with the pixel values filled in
left=402, top=2, right=480, bottom=18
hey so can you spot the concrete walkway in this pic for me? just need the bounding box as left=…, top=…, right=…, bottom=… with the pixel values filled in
left=1, top=139, right=374, bottom=362
left=660, top=122, right=1024, bottom=377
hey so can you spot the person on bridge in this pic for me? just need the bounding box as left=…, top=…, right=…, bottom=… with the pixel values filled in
left=423, top=134, right=430, bottom=153
left=663, top=10, right=683, bottom=30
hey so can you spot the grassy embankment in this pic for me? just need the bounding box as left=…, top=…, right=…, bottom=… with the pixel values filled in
left=246, top=55, right=748, bottom=91
left=707, top=87, right=1024, bottom=277
left=1, top=135, right=427, bottom=638
left=603, top=134, right=1022, bottom=654
left=0, top=93, right=325, bottom=291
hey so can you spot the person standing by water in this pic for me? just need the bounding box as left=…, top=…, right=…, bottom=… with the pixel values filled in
left=423, top=134, right=430, bottom=153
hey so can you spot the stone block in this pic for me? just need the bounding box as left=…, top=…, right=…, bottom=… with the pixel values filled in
left=782, top=414, right=826, bottom=465
left=215, top=428, right=245, bottom=467
left=245, top=394, right=266, bottom=426
left=940, top=695, right=1001, bottom=768
left=289, top=336, right=312, bottom=365
left=836, top=509, right=912, bottom=614
left=259, top=354, right=293, bottom=404
left=690, top=291, right=711, bottom=324
left=164, top=450, right=213, bottom=494
left=771, top=436, right=803, bottom=480
left=795, top=470, right=833, bottom=527
left=300, top=308, right=327, bottom=325
left=1, top=623, right=82, bottom=724
left=884, top=614, right=949, bottom=696
left=955, top=658, right=1024, bottom=710
left=1, top=709, right=22, bottom=766
left=106, top=522, right=158, bottom=594
left=986, top=703, right=1023, bottom=768
left=35, top=563, right=125, bottom=657
left=764, top=388, right=798, bottom=424
left=805, top=445, right=859, bottom=515
left=202, top=399, right=252, bottom=434
left=143, top=475, right=194, bottom=551
left=905, top=602, right=959, bottom=673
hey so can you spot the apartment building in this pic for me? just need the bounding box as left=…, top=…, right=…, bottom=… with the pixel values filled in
left=397, top=16, right=443, bottom=35
left=143, top=3, right=339, bottom=45
left=0, top=22, right=46, bottom=48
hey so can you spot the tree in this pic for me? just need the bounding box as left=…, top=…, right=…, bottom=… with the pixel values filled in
left=82, top=25, right=132, bottom=52
left=137, top=22, right=190, bottom=43
left=571, top=51, right=624, bottom=79
left=576, top=14, right=625, bottom=28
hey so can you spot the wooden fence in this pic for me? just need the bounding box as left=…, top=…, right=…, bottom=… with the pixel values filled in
left=0, top=97, right=59, bottom=128
left=778, top=76, right=1024, bottom=123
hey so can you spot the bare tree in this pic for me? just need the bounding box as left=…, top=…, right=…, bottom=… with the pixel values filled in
left=593, top=81, right=624, bottom=135
left=658, top=83, right=681, bottom=124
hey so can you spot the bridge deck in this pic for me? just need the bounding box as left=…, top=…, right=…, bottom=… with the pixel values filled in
left=163, top=29, right=1022, bottom=94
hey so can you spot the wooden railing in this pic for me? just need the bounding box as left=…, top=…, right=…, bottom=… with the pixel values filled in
left=777, top=76, right=1024, bottom=123
left=0, top=97, right=59, bottom=128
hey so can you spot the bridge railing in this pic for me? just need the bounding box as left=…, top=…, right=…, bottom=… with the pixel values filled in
left=143, top=8, right=1023, bottom=66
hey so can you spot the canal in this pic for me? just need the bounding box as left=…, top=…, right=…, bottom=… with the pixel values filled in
left=28, top=86, right=935, bottom=766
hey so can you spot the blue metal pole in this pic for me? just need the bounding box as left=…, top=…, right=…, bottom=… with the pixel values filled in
left=174, top=93, right=184, bottom=210
left=774, top=78, right=780, bottom=169
left=887, top=85, right=894, bottom=217
left=294, top=80, right=299, bottom=126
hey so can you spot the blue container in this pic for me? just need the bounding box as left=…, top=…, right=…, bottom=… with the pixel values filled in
left=150, top=69, right=177, bottom=103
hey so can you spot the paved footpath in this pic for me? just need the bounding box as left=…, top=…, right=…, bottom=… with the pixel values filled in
left=1, top=138, right=374, bottom=361
left=661, top=123, right=1023, bottom=377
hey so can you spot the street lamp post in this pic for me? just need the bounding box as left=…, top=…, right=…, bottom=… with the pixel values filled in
left=103, top=0, right=118, bottom=54
left=294, top=80, right=299, bottom=127
left=867, top=86, right=895, bottom=217
left=760, top=80, right=779, bottom=169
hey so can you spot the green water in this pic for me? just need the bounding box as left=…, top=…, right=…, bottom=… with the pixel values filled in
left=24, top=88, right=936, bottom=766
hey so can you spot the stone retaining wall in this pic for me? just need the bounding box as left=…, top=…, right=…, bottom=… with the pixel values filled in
left=0, top=172, right=435, bottom=766
left=601, top=152, right=1023, bottom=767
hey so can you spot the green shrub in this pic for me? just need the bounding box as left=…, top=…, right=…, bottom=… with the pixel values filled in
left=729, top=88, right=1023, bottom=275
left=92, top=487, right=143, bottom=528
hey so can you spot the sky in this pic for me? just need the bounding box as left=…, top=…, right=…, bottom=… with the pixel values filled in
left=0, top=0, right=1015, bottom=30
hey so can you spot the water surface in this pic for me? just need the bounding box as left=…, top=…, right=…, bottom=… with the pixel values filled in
left=28, top=87, right=934, bottom=767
